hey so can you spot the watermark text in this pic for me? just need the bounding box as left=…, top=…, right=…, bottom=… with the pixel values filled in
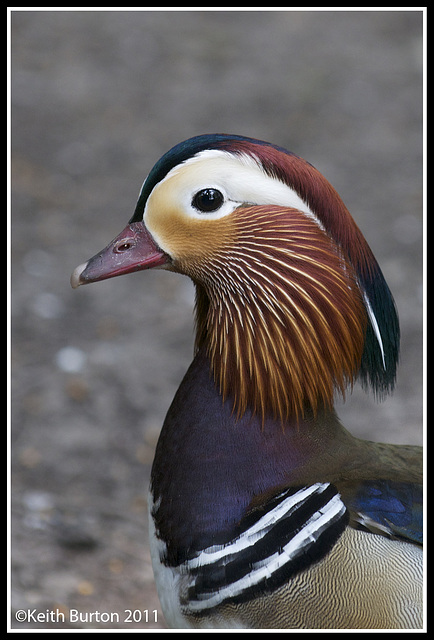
left=15, top=608, right=159, bottom=625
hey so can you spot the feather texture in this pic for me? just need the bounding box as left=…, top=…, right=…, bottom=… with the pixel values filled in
left=189, top=204, right=367, bottom=422
left=132, top=133, right=399, bottom=401
left=72, top=134, right=420, bottom=630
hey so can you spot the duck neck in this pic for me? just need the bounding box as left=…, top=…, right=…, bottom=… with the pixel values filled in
left=150, top=347, right=354, bottom=564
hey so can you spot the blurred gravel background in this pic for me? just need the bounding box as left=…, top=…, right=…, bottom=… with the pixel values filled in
left=10, top=9, right=424, bottom=631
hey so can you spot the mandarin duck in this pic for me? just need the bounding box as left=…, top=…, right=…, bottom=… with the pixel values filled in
left=71, top=134, right=423, bottom=629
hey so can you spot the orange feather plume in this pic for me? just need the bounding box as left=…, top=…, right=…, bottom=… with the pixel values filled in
left=188, top=204, right=367, bottom=424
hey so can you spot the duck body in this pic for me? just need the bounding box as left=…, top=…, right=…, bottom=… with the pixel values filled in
left=71, top=134, right=423, bottom=629
left=149, top=347, right=422, bottom=629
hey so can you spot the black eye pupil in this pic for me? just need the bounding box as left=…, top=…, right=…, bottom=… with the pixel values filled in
left=192, top=188, right=224, bottom=213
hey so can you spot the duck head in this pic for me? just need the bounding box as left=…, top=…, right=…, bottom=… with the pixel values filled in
left=71, top=134, right=399, bottom=423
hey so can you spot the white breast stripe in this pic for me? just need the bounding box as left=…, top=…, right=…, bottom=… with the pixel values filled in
left=185, top=484, right=327, bottom=570
left=186, top=494, right=345, bottom=612
left=180, top=483, right=347, bottom=615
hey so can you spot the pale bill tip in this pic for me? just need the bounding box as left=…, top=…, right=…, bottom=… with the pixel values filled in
left=70, top=262, right=88, bottom=289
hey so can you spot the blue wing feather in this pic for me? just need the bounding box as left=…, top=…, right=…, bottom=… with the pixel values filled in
left=343, top=479, right=422, bottom=545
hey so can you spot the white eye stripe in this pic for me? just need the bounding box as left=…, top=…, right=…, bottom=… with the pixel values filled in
left=146, top=150, right=318, bottom=224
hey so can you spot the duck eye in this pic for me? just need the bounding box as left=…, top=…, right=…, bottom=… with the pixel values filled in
left=192, top=188, right=224, bottom=213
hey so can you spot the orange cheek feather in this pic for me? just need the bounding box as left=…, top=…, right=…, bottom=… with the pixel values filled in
left=148, top=201, right=367, bottom=424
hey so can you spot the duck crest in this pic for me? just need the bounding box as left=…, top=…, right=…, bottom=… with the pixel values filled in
left=192, top=204, right=367, bottom=424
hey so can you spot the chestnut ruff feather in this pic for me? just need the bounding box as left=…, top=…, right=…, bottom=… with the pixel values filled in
left=186, top=205, right=367, bottom=423
left=228, top=140, right=400, bottom=397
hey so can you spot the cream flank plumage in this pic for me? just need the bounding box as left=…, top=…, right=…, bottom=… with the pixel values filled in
left=71, top=134, right=422, bottom=629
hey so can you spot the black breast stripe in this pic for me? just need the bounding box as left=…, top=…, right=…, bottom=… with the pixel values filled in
left=177, top=483, right=348, bottom=615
